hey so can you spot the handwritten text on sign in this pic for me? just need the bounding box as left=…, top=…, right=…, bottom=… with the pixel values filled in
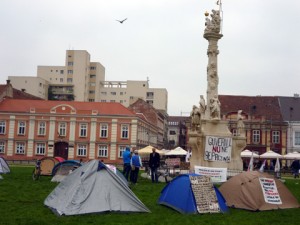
left=189, top=176, right=220, bottom=214
left=194, top=166, right=227, bottom=183
left=259, top=178, right=282, bottom=204
left=204, top=136, right=232, bottom=162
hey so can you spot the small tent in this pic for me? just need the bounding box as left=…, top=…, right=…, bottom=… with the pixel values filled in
left=0, top=157, right=10, bottom=178
left=165, top=147, right=187, bottom=156
left=137, top=145, right=165, bottom=156
left=44, top=160, right=150, bottom=215
left=39, top=157, right=61, bottom=176
left=219, top=171, right=300, bottom=211
left=158, top=174, right=228, bottom=214
left=51, top=160, right=82, bottom=182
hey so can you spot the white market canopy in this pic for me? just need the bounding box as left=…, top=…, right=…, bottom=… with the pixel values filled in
left=240, top=150, right=259, bottom=158
left=165, top=147, right=187, bottom=156
left=259, top=150, right=283, bottom=159
left=283, top=151, right=300, bottom=160
left=137, top=145, right=164, bottom=156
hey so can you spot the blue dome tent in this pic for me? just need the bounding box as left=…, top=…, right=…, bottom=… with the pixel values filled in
left=158, top=173, right=228, bottom=214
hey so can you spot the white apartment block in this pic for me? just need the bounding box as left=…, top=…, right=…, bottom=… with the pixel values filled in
left=7, top=76, right=49, bottom=99
left=99, top=80, right=168, bottom=112
left=8, top=50, right=168, bottom=112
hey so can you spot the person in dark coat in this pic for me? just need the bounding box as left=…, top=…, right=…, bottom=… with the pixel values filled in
left=291, top=159, right=300, bottom=178
left=148, top=147, right=160, bottom=183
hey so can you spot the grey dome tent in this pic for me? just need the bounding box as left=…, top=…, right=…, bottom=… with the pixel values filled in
left=44, top=160, right=150, bottom=215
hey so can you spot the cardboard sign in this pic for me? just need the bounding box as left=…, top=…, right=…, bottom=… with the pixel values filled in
left=190, top=176, right=220, bottom=213
left=204, top=136, right=232, bottom=162
left=259, top=178, right=282, bottom=204
left=194, top=166, right=227, bottom=182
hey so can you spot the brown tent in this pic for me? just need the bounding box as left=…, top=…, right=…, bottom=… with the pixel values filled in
left=219, top=171, right=300, bottom=211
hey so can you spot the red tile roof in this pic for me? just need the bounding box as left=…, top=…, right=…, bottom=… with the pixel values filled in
left=219, top=95, right=283, bottom=121
left=0, top=99, right=136, bottom=116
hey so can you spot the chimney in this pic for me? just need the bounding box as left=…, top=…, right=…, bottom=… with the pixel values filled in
left=6, top=80, right=10, bottom=84
left=21, top=89, right=26, bottom=92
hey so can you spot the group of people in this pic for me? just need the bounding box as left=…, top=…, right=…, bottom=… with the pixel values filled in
left=122, top=146, right=161, bottom=184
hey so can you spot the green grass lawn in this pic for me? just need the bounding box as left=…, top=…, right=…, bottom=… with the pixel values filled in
left=1, top=166, right=300, bottom=225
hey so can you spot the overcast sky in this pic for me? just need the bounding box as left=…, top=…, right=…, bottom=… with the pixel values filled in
left=1, top=0, right=300, bottom=116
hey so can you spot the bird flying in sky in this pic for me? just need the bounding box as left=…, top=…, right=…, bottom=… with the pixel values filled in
left=116, top=18, right=127, bottom=24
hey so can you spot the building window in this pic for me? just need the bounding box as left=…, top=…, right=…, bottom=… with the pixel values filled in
left=67, top=78, right=73, bottom=83
left=67, top=70, right=73, bottom=74
left=90, top=66, right=96, bottom=70
left=36, top=143, right=46, bottom=155
left=231, top=129, right=238, bottom=136
left=68, top=62, right=73, bottom=66
left=111, top=92, right=116, bottom=95
left=100, top=124, right=108, bottom=138
left=18, top=121, right=26, bottom=135
left=147, top=92, right=154, bottom=98
left=79, top=123, right=88, bottom=137
left=294, top=131, right=300, bottom=146
left=252, top=130, right=260, bottom=143
left=98, top=145, right=108, bottom=157
left=110, top=100, right=115, bottom=103
left=146, top=100, right=153, bottom=105
left=120, top=92, right=123, bottom=95
left=169, top=130, right=176, bottom=135
left=38, top=121, right=46, bottom=136
left=118, top=146, right=126, bottom=158
left=89, top=82, right=96, bottom=87
left=60, top=70, right=64, bottom=74
left=101, top=92, right=107, bottom=95
left=60, top=78, right=63, bottom=82
left=88, top=99, right=95, bottom=102
left=16, top=142, right=25, bottom=154
left=0, top=121, right=5, bottom=134
left=58, top=123, right=67, bottom=136
left=272, top=131, right=280, bottom=144
left=0, top=142, right=5, bottom=153
left=100, top=100, right=106, bottom=102
left=89, top=90, right=95, bottom=94
left=77, top=144, right=87, bottom=156
left=121, top=125, right=129, bottom=139
left=90, top=74, right=96, bottom=79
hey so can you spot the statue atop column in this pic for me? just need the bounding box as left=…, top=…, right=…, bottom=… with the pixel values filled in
left=204, top=9, right=221, bottom=34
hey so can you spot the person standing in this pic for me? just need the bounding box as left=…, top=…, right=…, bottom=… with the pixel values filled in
left=130, top=150, right=143, bottom=184
left=291, top=159, right=300, bottom=178
left=149, top=147, right=160, bottom=183
left=122, top=146, right=132, bottom=181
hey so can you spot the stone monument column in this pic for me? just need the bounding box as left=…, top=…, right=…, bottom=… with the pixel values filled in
left=203, top=10, right=223, bottom=120
left=188, top=5, right=246, bottom=172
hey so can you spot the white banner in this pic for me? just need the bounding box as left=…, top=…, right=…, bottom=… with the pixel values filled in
left=194, top=166, right=227, bottom=182
left=259, top=178, right=282, bottom=204
left=204, top=136, right=232, bottom=162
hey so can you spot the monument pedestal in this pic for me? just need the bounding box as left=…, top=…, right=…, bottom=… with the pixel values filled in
left=189, top=120, right=246, bottom=171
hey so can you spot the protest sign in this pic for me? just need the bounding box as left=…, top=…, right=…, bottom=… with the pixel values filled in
left=259, top=178, right=282, bottom=204
left=194, top=166, right=227, bottom=182
left=204, top=136, right=232, bottom=162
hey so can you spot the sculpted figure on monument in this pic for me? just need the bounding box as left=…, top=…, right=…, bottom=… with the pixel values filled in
left=190, top=105, right=201, bottom=131
left=210, top=95, right=221, bottom=120
left=207, top=62, right=218, bottom=90
left=204, top=9, right=221, bottom=34
left=237, top=110, right=245, bottom=136
left=199, top=95, right=206, bottom=117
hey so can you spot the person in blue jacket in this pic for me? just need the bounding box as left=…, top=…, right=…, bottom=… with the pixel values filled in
left=130, top=150, right=143, bottom=184
left=122, top=146, right=132, bottom=180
